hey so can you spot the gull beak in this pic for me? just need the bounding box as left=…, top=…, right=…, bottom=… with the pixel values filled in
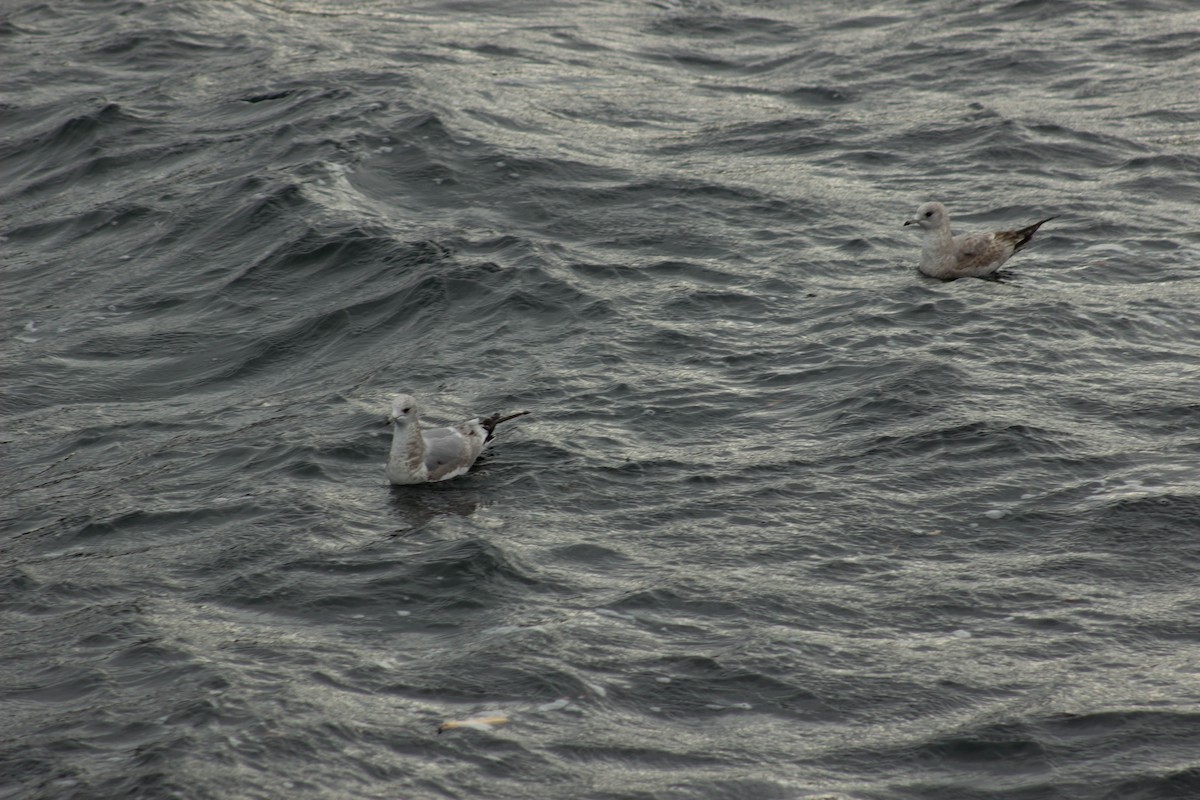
left=903, top=219, right=916, bottom=227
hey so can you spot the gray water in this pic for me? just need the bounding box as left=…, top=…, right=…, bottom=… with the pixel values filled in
left=4, top=1, right=1200, bottom=798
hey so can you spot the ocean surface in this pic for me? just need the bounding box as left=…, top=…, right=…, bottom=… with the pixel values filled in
left=4, top=1, right=1200, bottom=798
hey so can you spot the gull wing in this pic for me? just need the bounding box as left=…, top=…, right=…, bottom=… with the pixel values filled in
left=951, top=231, right=1011, bottom=276
left=950, top=217, right=1054, bottom=278
left=421, top=423, right=486, bottom=482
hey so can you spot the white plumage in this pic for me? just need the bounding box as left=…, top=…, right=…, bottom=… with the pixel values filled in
left=386, top=393, right=528, bottom=485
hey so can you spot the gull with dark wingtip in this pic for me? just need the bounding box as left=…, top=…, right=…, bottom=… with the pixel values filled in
left=904, top=201, right=1054, bottom=280
left=386, top=393, right=529, bottom=485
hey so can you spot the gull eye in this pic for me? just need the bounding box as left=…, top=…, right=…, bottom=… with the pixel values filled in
left=401, top=407, right=412, bottom=414
left=924, top=210, right=933, bottom=217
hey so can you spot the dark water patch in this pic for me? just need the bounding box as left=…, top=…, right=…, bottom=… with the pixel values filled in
left=1083, top=493, right=1200, bottom=583
left=16, top=471, right=289, bottom=556
left=892, top=710, right=1200, bottom=800
left=12, top=143, right=193, bottom=213
left=1104, top=769, right=1200, bottom=800
left=972, top=49, right=1070, bottom=80
left=535, top=176, right=790, bottom=224
left=240, top=89, right=296, bottom=104
left=0, top=101, right=158, bottom=190
left=1112, top=153, right=1200, bottom=200
left=204, top=82, right=371, bottom=134
left=660, top=288, right=772, bottom=318
left=496, top=156, right=636, bottom=198
left=6, top=661, right=109, bottom=706
left=349, top=122, right=635, bottom=214
left=877, top=578, right=1087, bottom=631
left=2, top=1, right=165, bottom=43
left=400, top=537, right=545, bottom=590
left=1113, top=401, right=1200, bottom=438
left=646, top=13, right=801, bottom=43
left=625, top=663, right=816, bottom=721
left=3, top=202, right=165, bottom=249
left=568, top=261, right=655, bottom=283
left=91, top=26, right=244, bottom=63
left=641, top=258, right=755, bottom=286
left=545, top=29, right=609, bottom=54
left=890, top=40, right=983, bottom=78
left=993, top=0, right=1087, bottom=18
left=1097, top=28, right=1200, bottom=61
left=815, top=359, right=966, bottom=433
left=664, top=116, right=835, bottom=158
left=473, top=282, right=614, bottom=330
left=1026, top=121, right=1145, bottom=163
left=970, top=127, right=1126, bottom=177
left=781, top=84, right=853, bottom=105
left=919, top=721, right=1051, bottom=766
left=1127, top=107, right=1200, bottom=126
left=1119, top=152, right=1200, bottom=174
left=890, top=118, right=1051, bottom=175
left=467, top=42, right=530, bottom=59
left=547, top=542, right=632, bottom=570
left=1114, top=173, right=1200, bottom=201
left=685, top=82, right=858, bottom=109
left=824, top=148, right=903, bottom=168
left=828, top=13, right=905, bottom=30
left=125, top=176, right=315, bottom=291
left=859, top=420, right=1071, bottom=464
left=7, top=232, right=506, bottom=404
left=635, top=47, right=802, bottom=76
left=391, top=647, right=595, bottom=707
left=66, top=504, right=264, bottom=549
left=221, top=223, right=448, bottom=298
left=549, top=737, right=737, bottom=774
left=209, top=536, right=555, bottom=619
left=462, top=105, right=555, bottom=136
left=608, top=587, right=744, bottom=620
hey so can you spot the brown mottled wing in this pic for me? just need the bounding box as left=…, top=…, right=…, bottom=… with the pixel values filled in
left=952, top=217, right=1054, bottom=277
left=952, top=232, right=1011, bottom=276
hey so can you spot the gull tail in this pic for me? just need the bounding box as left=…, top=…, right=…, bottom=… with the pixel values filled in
left=1006, top=216, right=1056, bottom=253
left=480, top=410, right=531, bottom=443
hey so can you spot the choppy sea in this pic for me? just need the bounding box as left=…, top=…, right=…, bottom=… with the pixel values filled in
left=4, top=1, right=1200, bottom=798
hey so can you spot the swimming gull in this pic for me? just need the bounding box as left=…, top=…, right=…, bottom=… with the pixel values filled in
left=904, top=201, right=1054, bottom=279
left=386, top=393, right=529, bottom=485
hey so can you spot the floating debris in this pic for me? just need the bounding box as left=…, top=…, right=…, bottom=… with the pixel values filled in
left=536, top=698, right=571, bottom=712
left=437, top=715, right=510, bottom=734
left=582, top=681, right=608, bottom=699
left=594, top=608, right=636, bottom=621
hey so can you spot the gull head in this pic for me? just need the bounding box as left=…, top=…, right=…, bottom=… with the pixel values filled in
left=904, top=201, right=947, bottom=231
left=389, top=393, right=419, bottom=425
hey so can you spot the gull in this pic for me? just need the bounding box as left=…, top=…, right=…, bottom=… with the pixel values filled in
left=386, top=393, right=529, bottom=485
left=904, top=201, right=1054, bottom=279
